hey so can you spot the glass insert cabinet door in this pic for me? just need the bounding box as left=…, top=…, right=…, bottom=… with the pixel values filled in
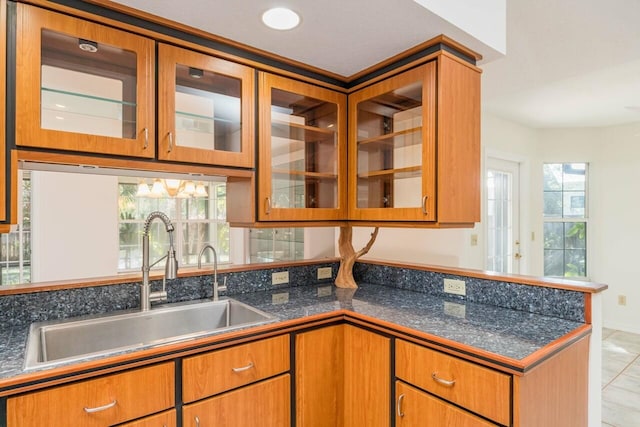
left=348, top=62, right=436, bottom=221
left=258, top=72, right=347, bottom=221
left=15, top=5, right=155, bottom=158
left=157, top=44, right=254, bottom=168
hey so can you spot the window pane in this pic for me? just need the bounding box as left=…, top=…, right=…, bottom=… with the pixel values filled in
left=543, top=163, right=562, bottom=191
left=565, top=249, right=587, bottom=277
left=563, top=192, right=585, bottom=217
left=544, top=222, right=564, bottom=249
left=543, top=192, right=562, bottom=217
left=544, top=249, right=565, bottom=276
left=562, top=163, right=586, bottom=191
left=565, top=222, right=586, bottom=249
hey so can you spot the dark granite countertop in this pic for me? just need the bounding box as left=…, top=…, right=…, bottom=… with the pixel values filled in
left=0, top=283, right=586, bottom=382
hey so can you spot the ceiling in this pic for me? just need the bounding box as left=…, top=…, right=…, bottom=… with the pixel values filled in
left=112, top=0, right=640, bottom=129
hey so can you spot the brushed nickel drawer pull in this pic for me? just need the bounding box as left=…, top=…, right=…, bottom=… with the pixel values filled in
left=422, top=195, right=429, bottom=215
left=83, top=399, right=117, bottom=413
left=232, top=361, right=254, bottom=372
left=431, top=372, right=456, bottom=387
left=195, top=415, right=200, bottom=427
left=397, top=393, right=405, bottom=417
left=168, top=132, right=174, bottom=153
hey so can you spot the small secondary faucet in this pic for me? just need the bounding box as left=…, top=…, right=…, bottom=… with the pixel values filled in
left=198, top=244, right=226, bottom=301
left=141, top=211, right=178, bottom=311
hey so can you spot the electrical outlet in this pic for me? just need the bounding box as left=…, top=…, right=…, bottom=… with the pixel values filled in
left=444, top=279, right=466, bottom=296
left=317, top=267, right=333, bottom=280
left=470, top=234, right=478, bottom=246
left=272, top=292, right=289, bottom=304
left=618, top=295, right=627, bottom=306
left=272, top=271, right=289, bottom=285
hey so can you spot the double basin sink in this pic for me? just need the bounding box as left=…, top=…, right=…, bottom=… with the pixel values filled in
left=24, top=298, right=276, bottom=370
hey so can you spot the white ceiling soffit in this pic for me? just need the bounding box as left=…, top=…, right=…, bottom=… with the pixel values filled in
left=110, top=0, right=506, bottom=77
left=481, top=0, right=640, bottom=128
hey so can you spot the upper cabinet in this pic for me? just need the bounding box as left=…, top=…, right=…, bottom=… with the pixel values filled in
left=157, top=44, right=254, bottom=168
left=15, top=5, right=155, bottom=158
left=348, top=55, right=481, bottom=225
left=257, top=72, right=347, bottom=221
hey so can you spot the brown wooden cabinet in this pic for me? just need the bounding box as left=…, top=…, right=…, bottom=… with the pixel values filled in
left=157, top=44, right=254, bottom=168
left=15, top=5, right=155, bottom=158
left=396, top=339, right=510, bottom=425
left=182, top=334, right=290, bottom=402
left=295, top=324, right=390, bottom=427
left=182, top=335, right=291, bottom=427
left=256, top=72, right=347, bottom=221
left=348, top=54, right=480, bottom=224
left=6, top=363, right=175, bottom=427
left=396, top=381, right=497, bottom=427
left=182, top=374, right=291, bottom=427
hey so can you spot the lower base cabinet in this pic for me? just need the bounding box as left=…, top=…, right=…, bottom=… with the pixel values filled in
left=182, top=374, right=290, bottom=427
left=396, top=381, right=496, bottom=427
left=295, top=324, right=390, bottom=427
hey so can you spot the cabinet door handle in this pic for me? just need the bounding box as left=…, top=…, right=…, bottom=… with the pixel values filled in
left=422, top=195, right=429, bottom=215
left=143, top=128, right=149, bottom=149
left=265, top=197, right=272, bottom=215
left=168, top=132, right=174, bottom=153
left=83, top=399, right=117, bottom=413
left=195, top=416, right=200, bottom=427
left=431, top=372, right=456, bottom=387
left=231, top=361, right=254, bottom=372
left=397, top=393, right=405, bottom=417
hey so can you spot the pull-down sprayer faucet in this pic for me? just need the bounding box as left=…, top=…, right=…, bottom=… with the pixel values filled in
left=141, top=211, right=178, bottom=311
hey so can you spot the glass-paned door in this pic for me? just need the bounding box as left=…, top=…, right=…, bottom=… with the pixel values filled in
left=486, top=158, right=520, bottom=273
left=258, top=72, right=347, bottom=221
left=157, top=44, right=254, bottom=167
left=348, top=62, right=436, bottom=221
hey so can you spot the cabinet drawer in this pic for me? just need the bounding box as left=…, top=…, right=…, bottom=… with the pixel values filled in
left=183, top=374, right=290, bottom=427
left=183, top=334, right=290, bottom=402
left=396, top=340, right=510, bottom=425
left=7, top=362, right=174, bottom=427
left=396, top=381, right=497, bottom=427
left=119, top=409, right=176, bottom=427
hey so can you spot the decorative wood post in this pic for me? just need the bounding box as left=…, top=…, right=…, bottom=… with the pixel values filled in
left=335, top=225, right=379, bottom=288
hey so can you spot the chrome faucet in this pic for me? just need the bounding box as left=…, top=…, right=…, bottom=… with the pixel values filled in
left=198, top=244, right=226, bottom=301
left=141, top=211, right=178, bottom=311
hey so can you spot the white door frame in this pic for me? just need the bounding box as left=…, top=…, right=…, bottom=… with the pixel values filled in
left=485, top=156, right=521, bottom=274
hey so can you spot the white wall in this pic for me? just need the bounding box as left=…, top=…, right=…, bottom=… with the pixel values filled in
left=31, top=171, right=120, bottom=282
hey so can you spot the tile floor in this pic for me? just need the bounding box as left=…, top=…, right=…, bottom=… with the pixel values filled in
left=602, top=328, right=640, bottom=427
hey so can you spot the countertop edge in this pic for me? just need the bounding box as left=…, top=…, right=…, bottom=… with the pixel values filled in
left=0, top=308, right=590, bottom=397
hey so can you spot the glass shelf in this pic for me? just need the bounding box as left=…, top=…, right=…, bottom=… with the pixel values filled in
left=41, top=87, right=135, bottom=138
left=358, top=166, right=422, bottom=179
left=272, top=120, right=336, bottom=143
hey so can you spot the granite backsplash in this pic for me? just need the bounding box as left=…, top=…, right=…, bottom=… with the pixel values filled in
left=0, top=260, right=586, bottom=328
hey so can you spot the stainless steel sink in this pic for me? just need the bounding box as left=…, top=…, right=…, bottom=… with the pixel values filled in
left=24, top=298, right=275, bottom=370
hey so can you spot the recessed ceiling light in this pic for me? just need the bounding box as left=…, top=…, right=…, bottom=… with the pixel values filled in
left=262, top=7, right=300, bottom=30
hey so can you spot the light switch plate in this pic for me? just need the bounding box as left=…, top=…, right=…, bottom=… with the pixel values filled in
left=272, top=271, right=289, bottom=285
